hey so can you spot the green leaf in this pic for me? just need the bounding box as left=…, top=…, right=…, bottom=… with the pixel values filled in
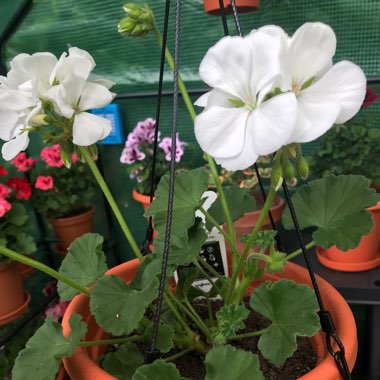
left=58, top=233, right=108, bottom=301
left=12, top=315, right=87, bottom=380
left=142, top=323, right=175, bottom=353
left=153, top=218, right=207, bottom=267
left=145, top=168, right=209, bottom=237
left=205, top=345, right=264, bottom=380
left=102, top=343, right=143, bottom=380
left=90, top=275, right=159, bottom=335
left=206, top=187, right=255, bottom=231
left=250, top=279, right=320, bottom=365
left=266, top=247, right=286, bottom=274
left=251, top=230, right=277, bottom=249
left=132, top=360, right=187, bottom=380
left=4, top=203, right=28, bottom=226
left=14, top=233, right=37, bottom=254
left=282, top=175, right=380, bottom=250
left=216, top=305, right=250, bottom=340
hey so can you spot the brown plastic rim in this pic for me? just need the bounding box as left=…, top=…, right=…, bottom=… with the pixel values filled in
left=0, top=292, right=31, bottom=326
left=62, top=259, right=357, bottom=380
left=203, top=0, right=260, bottom=15
left=132, top=189, right=152, bottom=212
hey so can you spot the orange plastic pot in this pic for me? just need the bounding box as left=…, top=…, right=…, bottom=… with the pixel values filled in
left=16, top=254, right=36, bottom=279
left=49, top=207, right=95, bottom=253
left=316, top=202, right=380, bottom=271
left=62, top=259, right=357, bottom=380
left=0, top=261, right=30, bottom=325
left=203, top=0, right=260, bottom=15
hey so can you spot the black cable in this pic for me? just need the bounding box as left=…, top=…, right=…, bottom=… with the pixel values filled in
left=145, top=0, right=182, bottom=362
left=218, top=0, right=229, bottom=35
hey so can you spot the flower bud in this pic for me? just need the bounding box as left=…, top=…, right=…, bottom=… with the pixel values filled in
left=296, top=156, right=309, bottom=179
left=271, top=164, right=283, bottom=191
left=118, top=3, right=154, bottom=38
left=29, top=114, right=49, bottom=127
left=60, top=144, right=72, bottom=169
left=283, top=161, right=295, bottom=181
left=88, top=144, right=98, bottom=160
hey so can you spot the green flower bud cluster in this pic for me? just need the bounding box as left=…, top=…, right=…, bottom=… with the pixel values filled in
left=118, top=3, right=155, bottom=38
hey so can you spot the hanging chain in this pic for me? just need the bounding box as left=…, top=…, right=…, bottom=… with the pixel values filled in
left=140, top=0, right=171, bottom=257
left=145, top=0, right=182, bottom=364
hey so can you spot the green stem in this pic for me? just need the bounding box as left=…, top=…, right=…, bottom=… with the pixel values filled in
left=152, top=25, right=236, bottom=257
left=164, top=347, right=194, bottom=362
left=79, top=335, right=141, bottom=347
left=79, top=147, right=143, bottom=262
left=184, top=299, right=214, bottom=343
left=197, top=256, right=228, bottom=286
left=226, top=186, right=277, bottom=304
left=228, top=327, right=270, bottom=342
left=285, top=241, right=315, bottom=261
left=206, top=294, right=214, bottom=323
left=192, top=259, right=221, bottom=294
left=247, top=252, right=272, bottom=263
left=0, top=246, right=89, bottom=296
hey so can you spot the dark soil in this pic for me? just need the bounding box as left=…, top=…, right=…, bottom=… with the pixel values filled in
left=172, top=298, right=317, bottom=380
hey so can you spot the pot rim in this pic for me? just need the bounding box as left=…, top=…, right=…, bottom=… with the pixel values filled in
left=62, top=259, right=356, bottom=380
left=49, top=206, right=95, bottom=226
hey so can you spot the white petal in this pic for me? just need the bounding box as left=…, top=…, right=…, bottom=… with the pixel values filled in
left=0, top=109, right=21, bottom=140
left=195, top=89, right=234, bottom=108
left=91, top=79, right=114, bottom=89
left=250, top=92, right=298, bottom=155
left=195, top=106, right=249, bottom=159
left=194, top=92, right=210, bottom=107
left=293, top=94, right=341, bottom=143
left=288, top=22, right=336, bottom=86
left=78, top=81, right=115, bottom=111
left=214, top=127, right=259, bottom=171
left=68, top=48, right=96, bottom=70
left=2, top=130, right=29, bottom=160
left=72, top=112, right=112, bottom=146
left=302, top=61, right=366, bottom=124
left=0, top=90, right=35, bottom=110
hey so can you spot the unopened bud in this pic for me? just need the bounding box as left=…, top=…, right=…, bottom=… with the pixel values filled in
left=297, top=156, right=309, bottom=179
left=118, top=3, right=154, bottom=38
left=60, top=144, right=72, bottom=169
left=271, top=164, right=283, bottom=191
left=29, top=114, right=49, bottom=127
left=283, top=161, right=295, bottom=181
left=88, top=144, right=98, bottom=160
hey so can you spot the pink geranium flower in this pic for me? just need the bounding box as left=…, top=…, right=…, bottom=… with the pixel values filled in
left=0, top=183, right=11, bottom=199
left=362, top=88, right=378, bottom=109
left=12, top=152, right=36, bottom=172
left=6, top=177, right=32, bottom=200
left=120, top=145, right=146, bottom=164
left=0, top=198, right=11, bottom=217
left=134, top=118, right=158, bottom=144
left=35, top=175, right=54, bottom=190
left=44, top=300, right=70, bottom=321
left=40, top=145, right=64, bottom=167
left=159, top=133, right=187, bottom=162
left=0, top=165, right=8, bottom=176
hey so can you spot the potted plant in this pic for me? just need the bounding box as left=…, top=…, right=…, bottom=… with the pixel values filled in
left=120, top=117, right=187, bottom=211
left=0, top=12, right=373, bottom=380
left=0, top=163, right=36, bottom=324
left=22, top=145, right=97, bottom=255
left=309, top=88, right=380, bottom=271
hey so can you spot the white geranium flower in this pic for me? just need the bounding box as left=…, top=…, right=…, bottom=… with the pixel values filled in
left=194, top=32, right=297, bottom=171
left=50, top=47, right=96, bottom=84
left=1, top=102, right=42, bottom=160
left=259, top=22, right=367, bottom=142
left=47, top=74, right=115, bottom=145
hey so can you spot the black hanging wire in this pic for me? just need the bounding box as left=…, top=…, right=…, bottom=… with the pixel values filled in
left=219, top=0, right=283, bottom=252
left=140, top=0, right=172, bottom=256
left=226, top=1, right=351, bottom=378
left=145, top=0, right=182, bottom=363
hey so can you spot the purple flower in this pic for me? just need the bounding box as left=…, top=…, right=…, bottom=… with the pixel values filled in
left=120, top=146, right=146, bottom=164
left=125, top=132, right=140, bottom=148
left=133, top=118, right=159, bottom=144
left=159, top=133, right=187, bottom=162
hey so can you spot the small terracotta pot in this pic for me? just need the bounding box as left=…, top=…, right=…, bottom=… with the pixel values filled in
left=62, top=259, right=357, bottom=380
left=56, top=363, right=70, bottom=380
left=0, top=261, right=30, bottom=325
left=316, top=202, right=380, bottom=271
left=49, top=207, right=95, bottom=253
left=16, top=254, right=36, bottom=279
left=203, top=0, right=260, bottom=15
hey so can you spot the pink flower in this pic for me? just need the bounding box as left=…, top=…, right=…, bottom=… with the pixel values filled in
left=40, top=145, right=64, bottom=168
left=71, top=153, right=78, bottom=164
left=362, top=88, right=378, bottom=109
left=0, top=184, right=11, bottom=199
left=6, top=177, right=32, bottom=200
left=0, top=198, right=11, bottom=217
left=159, top=133, right=187, bottom=162
left=44, top=300, right=69, bottom=321
left=133, top=118, right=158, bottom=144
left=0, top=165, right=8, bottom=176
left=120, top=146, right=146, bottom=164
left=42, top=280, right=57, bottom=296
left=12, top=153, right=36, bottom=172
left=35, top=176, right=54, bottom=190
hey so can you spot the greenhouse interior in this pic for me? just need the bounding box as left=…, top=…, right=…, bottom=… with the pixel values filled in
left=0, top=0, right=379, bottom=379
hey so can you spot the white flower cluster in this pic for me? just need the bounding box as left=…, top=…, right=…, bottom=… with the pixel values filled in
left=195, top=22, right=367, bottom=170
left=0, top=47, right=115, bottom=160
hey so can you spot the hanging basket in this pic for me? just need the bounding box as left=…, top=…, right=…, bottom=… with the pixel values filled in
left=61, top=259, right=357, bottom=380
left=203, top=0, right=260, bottom=15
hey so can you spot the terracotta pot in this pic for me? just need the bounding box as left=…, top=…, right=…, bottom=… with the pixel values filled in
left=16, top=254, right=36, bottom=279
left=0, top=261, right=30, bottom=325
left=316, top=202, right=380, bottom=271
left=49, top=207, right=95, bottom=253
left=56, top=363, right=70, bottom=380
left=62, top=259, right=357, bottom=380
left=203, top=0, right=260, bottom=15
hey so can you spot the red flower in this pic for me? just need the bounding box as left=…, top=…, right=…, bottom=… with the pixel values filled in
left=6, top=177, right=32, bottom=200
left=40, top=145, right=64, bottom=168
left=35, top=175, right=54, bottom=190
left=12, top=152, right=36, bottom=172
left=0, top=165, right=8, bottom=176
left=362, top=88, right=378, bottom=109
left=0, top=183, right=11, bottom=199
left=0, top=198, right=11, bottom=217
